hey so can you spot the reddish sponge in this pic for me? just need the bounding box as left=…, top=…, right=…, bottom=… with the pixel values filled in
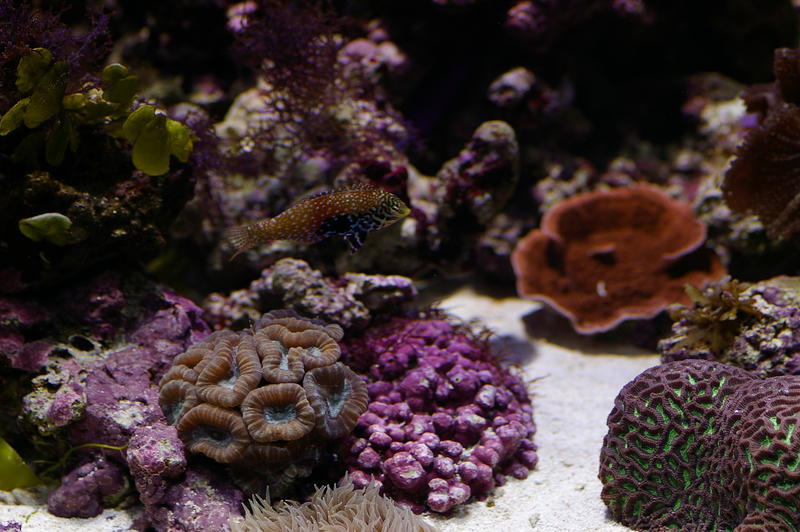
left=600, top=359, right=800, bottom=530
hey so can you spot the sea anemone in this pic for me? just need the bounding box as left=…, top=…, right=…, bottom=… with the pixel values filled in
left=230, top=475, right=439, bottom=532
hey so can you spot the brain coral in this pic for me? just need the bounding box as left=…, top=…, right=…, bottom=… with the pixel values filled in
left=159, top=309, right=368, bottom=495
left=600, top=359, right=800, bottom=531
left=340, top=315, right=536, bottom=514
left=511, top=185, right=725, bottom=333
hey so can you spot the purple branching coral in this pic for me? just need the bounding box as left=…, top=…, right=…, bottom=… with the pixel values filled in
left=339, top=315, right=536, bottom=514
left=659, top=276, right=800, bottom=377
left=600, top=359, right=800, bottom=531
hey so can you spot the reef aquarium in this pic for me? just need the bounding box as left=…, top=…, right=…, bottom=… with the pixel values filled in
left=3, top=0, right=800, bottom=530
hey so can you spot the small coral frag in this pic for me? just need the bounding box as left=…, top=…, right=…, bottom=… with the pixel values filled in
left=512, top=185, right=725, bottom=333
left=600, top=359, right=800, bottom=530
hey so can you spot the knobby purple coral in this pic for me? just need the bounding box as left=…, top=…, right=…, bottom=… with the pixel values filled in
left=340, top=315, right=536, bottom=514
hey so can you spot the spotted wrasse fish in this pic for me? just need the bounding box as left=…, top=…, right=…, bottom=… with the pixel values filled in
left=226, top=185, right=411, bottom=257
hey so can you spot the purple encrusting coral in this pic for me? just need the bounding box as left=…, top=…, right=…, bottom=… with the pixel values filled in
left=339, top=316, right=536, bottom=513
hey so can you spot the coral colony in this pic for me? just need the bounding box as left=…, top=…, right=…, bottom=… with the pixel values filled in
left=5, top=0, right=800, bottom=531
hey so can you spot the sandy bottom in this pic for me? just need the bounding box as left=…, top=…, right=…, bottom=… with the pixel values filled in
left=1, top=287, right=658, bottom=531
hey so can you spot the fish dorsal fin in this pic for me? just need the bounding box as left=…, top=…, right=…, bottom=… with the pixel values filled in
left=297, top=182, right=376, bottom=203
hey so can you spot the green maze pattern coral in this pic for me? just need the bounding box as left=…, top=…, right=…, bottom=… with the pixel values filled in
left=599, top=359, right=800, bottom=531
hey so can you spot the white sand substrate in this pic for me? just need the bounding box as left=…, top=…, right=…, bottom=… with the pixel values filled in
left=1, top=286, right=658, bottom=531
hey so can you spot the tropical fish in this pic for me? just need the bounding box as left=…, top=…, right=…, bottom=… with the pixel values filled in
left=226, top=184, right=411, bottom=257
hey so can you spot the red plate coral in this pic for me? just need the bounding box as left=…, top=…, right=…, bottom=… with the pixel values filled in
left=511, top=185, right=725, bottom=333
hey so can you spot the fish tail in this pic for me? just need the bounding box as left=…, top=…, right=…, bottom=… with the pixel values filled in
left=225, top=222, right=264, bottom=260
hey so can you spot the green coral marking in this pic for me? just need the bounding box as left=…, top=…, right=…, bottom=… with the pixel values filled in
left=642, top=428, right=661, bottom=439
left=771, top=416, right=780, bottom=430
left=683, top=470, right=691, bottom=489
left=777, top=479, right=800, bottom=491
left=622, top=482, right=636, bottom=492
left=632, top=499, right=643, bottom=519
left=786, top=423, right=796, bottom=444
left=631, top=469, right=643, bottom=482
left=630, top=453, right=649, bottom=470
left=761, top=435, right=772, bottom=447
left=664, top=428, right=679, bottom=452
left=746, top=448, right=754, bottom=472
left=673, top=499, right=681, bottom=511
left=665, top=474, right=679, bottom=489
left=788, top=453, right=800, bottom=472
left=695, top=462, right=706, bottom=476
left=667, top=396, right=683, bottom=414
left=633, top=406, right=640, bottom=418
left=711, top=377, right=726, bottom=398
left=655, top=403, right=669, bottom=424
left=634, top=439, right=656, bottom=454
left=703, top=419, right=715, bottom=435
left=687, top=374, right=696, bottom=385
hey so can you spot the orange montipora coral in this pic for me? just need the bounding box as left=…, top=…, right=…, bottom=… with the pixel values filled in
left=511, top=185, right=726, bottom=334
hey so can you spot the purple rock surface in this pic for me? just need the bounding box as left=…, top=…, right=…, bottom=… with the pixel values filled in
left=10, top=271, right=248, bottom=530
left=47, top=456, right=128, bottom=518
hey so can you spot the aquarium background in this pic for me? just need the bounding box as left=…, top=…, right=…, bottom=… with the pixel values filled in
left=2, top=1, right=800, bottom=530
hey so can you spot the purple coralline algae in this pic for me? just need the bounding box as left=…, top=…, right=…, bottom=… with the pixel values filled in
left=203, top=258, right=416, bottom=331
left=660, top=276, right=800, bottom=377
left=339, top=315, right=536, bottom=513
left=124, top=422, right=245, bottom=532
left=0, top=297, right=53, bottom=372
left=47, top=455, right=129, bottom=518
left=4, top=271, right=250, bottom=530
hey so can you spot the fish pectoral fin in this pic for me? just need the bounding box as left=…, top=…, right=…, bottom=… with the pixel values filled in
left=344, top=230, right=367, bottom=253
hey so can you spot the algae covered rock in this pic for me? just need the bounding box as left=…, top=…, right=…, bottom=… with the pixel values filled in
left=600, top=359, right=800, bottom=530
left=660, top=276, right=800, bottom=376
